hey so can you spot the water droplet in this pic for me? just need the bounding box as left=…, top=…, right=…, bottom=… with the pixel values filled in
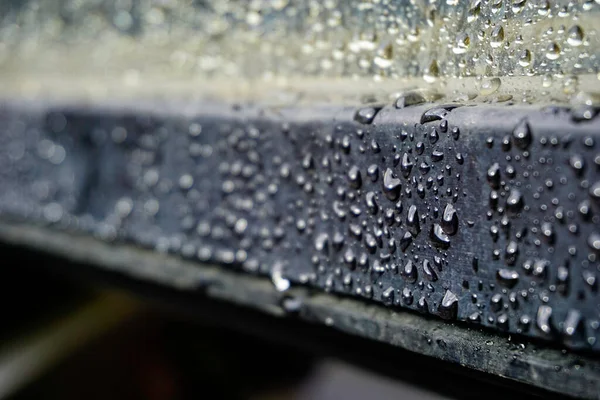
left=407, top=205, right=421, bottom=235
left=536, top=305, right=553, bottom=334
left=423, top=60, right=440, bottom=83
left=382, top=168, right=402, bottom=201
left=314, top=233, right=330, bottom=253
left=564, top=309, right=583, bottom=338
left=497, top=269, right=519, bottom=288
left=490, top=26, right=504, bottom=48
left=490, top=293, right=503, bottom=312
left=374, top=41, right=394, bottom=69
left=588, top=233, right=600, bottom=252
left=480, top=77, right=501, bottom=96
left=395, top=91, right=426, bottom=108
left=429, top=128, right=440, bottom=144
left=365, top=191, right=379, bottom=214
left=431, top=224, right=451, bottom=248
left=512, top=120, right=532, bottom=149
left=533, top=260, right=548, bottom=280
left=487, top=163, right=501, bottom=189
left=506, top=189, right=524, bottom=213
left=382, top=287, right=395, bottom=305
left=505, top=241, right=519, bottom=265
left=367, top=164, right=379, bottom=182
left=401, top=153, right=414, bottom=178
left=423, top=259, right=438, bottom=281
left=441, top=203, right=458, bottom=235
left=511, top=0, right=526, bottom=13
left=545, top=42, right=561, bottom=60
left=400, top=231, right=414, bottom=251
left=518, top=49, right=532, bottom=67
left=354, top=107, right=379, bottom=124
left=438, top=290, right=458, bottom=320
left=453, top=33, right=470, bottom=54
left=541, top=222, right=555, bottom=244
left=402, top=288, right=414, bottom=305
left=271, top=262, right=290, bottom=292
left=348, top=166, right=362, bottom=189
left=467, top=0, right=482, bottom=22
left=590, top=181, right=600, bottom=202
left=567, top=25, right=584, bottom=47
left=537, top=0, right=550, bottom=15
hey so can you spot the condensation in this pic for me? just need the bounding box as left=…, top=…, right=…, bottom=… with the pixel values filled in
left=0, top=0, right=599, bottom=105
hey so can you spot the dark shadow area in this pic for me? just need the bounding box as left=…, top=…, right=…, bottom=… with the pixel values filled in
left=0, top=242, right=571, bottom=400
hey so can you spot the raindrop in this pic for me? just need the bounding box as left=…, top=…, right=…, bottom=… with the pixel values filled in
left=497, top=269, right=519, bottom=288
left=567, top=25, right=584, bottom=47
left=513, top=120, right=532, bottom=149
left=438, top=290, right=458, bottom=320
left=545, top=42, right=561, bottom=60
left=506, top=189, right=524, bottom=213
left=518, top=49, right=532, bottom=67
left=407, top=205, right=421, bottom=235
left=423, top=259, right=438, bottom=281
left=431, top=224, right=451, bottom=248
left=423, top=60, right=440, bottom=83
left=382, top=168, right=402, bottom=201
left=348, top=166, right=362, bottom=189
left=490, top=26, right=504, bottom=48
left=536, top=305, right=553, bottom=334
left=453, top=33, right=470, bottom=54
left=396, top=91, right=426, bottom=108
left=480, top=78, right=501, bottom=96
left=487, top=163, right=501, bottom=189
left=441, top=203, right=458, bottom=235
left=354, top=107, right=380, bottom=124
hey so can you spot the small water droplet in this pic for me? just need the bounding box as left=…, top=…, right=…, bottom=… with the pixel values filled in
left=423, top=60, right=440, bottom=83
left=512, top=120, right=532, bottom=149
left=438, top=290, right=458, bottom=320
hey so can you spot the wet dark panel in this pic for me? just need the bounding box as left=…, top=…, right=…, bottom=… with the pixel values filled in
left=0, top=100, right=599, bottom=352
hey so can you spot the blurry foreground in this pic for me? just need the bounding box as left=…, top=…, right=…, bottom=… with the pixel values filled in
left=0, top=243, right=549, bottom=400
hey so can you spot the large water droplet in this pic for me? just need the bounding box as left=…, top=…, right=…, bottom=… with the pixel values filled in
left=431, top=224, right=451, bottom=248
left=497, top=269, right=519, bottom=287
left=480, top=78, right=501, bottom=96
left=395, top=91, right=426, bottom=108
left=567, top=25, right=584, bottom=47
left=354, top=107, right=380, bottom=124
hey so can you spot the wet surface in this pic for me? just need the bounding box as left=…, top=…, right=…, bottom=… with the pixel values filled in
left=0, top=100, right=599, bottom=354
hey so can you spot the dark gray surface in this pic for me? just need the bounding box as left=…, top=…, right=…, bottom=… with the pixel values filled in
left=0, top=99, right=599, bottom=396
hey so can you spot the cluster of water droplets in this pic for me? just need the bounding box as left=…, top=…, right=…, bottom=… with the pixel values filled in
left=481, top=106, right=600, bottom=345
left=0, top=0, right=598, bottom=104
left=0, top=88, right=599, bottom=349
